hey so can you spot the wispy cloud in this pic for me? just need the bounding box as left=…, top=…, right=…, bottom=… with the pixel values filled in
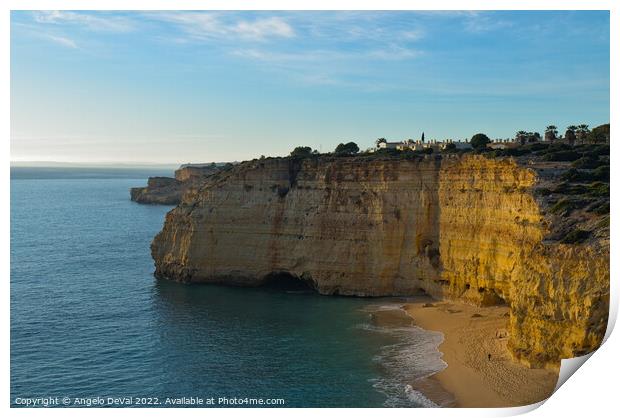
left=33, top=11, right=134, bottom=32
left=367, top=45, right=421, bottom=60
left=231, top=45, right=420, bottom=63
left=284, top=11, right=426, bottom=45
left=12, top=21, right=79, bottom=49
left=401, top=28, right=425, bottom=41
left=148, top=12, right=294, bottom=41
left=229, top=44, right=422, bottom=91
left=462, top=13, right=514, bottom=33
left=235, top=16, right=294, bottom=39
left=44, top=34, right=77, bottom=49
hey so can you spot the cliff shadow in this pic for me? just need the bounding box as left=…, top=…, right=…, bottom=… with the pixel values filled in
left=260, top=271, right=317, bottom=293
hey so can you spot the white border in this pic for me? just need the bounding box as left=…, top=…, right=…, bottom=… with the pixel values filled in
left=2, top=1, right=617, bottom=417
left=1, top=0, right=616, bottom=11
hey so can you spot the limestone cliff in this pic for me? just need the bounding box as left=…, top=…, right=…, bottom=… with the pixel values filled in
left=131, top=176, right=183, bottom=205
left=151, top=154, right=609, bottom=369
left=130, top=164, right=221, bottom=205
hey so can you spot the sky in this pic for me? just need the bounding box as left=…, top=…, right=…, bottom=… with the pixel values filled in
left=10, top=10, right=610, bottom=164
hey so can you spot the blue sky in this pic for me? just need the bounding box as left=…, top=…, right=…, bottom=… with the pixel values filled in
left=11, top=10, right=609, bottom=164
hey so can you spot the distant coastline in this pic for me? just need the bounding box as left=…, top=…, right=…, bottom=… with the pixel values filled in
left=10, top=161, right=182, bottom=169
left=10, top=166, right=176, bottom=180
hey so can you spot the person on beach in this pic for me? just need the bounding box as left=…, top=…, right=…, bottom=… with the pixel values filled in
left=488, top=353, right=491, bottom=361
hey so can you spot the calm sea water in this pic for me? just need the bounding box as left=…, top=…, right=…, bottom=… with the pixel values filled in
left=10, top=168, right=445, bottom=408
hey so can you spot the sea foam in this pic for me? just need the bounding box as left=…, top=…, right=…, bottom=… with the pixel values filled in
left=356, top=303, right=452, bottom=407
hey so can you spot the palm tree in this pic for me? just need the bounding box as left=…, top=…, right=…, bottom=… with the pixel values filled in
left=375, top=138, right=387, bottom=147
left=565, top=126, right=577, bottom=145
left=576, top=124, right=590, bottom=143
left=545, top=125, right=558, bottom=135
left=545, top=125, right=558, bottom=141
left=523, top=132, right=540, bottom=143
left=516, top=130, right=528, bottom=145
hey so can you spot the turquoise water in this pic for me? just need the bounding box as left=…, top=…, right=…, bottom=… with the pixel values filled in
left=10, top=169, right=444, bottom=407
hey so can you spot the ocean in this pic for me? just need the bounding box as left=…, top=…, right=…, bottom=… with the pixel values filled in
left=10, top=167, right=447, bottom=408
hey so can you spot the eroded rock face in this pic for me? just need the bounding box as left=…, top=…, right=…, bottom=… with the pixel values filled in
left=510, top=244, right=609, bottom=368
left=152, top=157, right=443, bottom=295
left=151, top=155, right=609, bottom=369
left=130, top=165, right=220, bottom=205
left=131, top=177, right=183, bottom=205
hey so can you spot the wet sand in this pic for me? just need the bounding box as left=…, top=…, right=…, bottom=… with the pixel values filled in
left=402, top=299, right=559, bottom=408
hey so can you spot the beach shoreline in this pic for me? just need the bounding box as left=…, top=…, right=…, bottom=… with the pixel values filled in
left=402, top=298, right=559, bottom=408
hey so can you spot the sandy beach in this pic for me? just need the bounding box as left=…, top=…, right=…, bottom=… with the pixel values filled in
left=401, top=299, right=559, bottom=408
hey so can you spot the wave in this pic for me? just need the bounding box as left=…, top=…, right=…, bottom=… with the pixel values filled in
left=356, top=303, right=452, bottom=408
left=404, top=385, right=441, bottom=408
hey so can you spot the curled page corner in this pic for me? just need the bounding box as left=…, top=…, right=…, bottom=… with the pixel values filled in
left=603, top=288, right=618, bottom=344
left=442, top=401, right=546, bottom=416
left=488, top=400, right=546, bottom=416
left=554, top=353, right=595, bottom=392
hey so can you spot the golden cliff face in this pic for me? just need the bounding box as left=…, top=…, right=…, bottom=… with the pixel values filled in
left=151, top=155, right=609, bottom=369
left=510, top=243, right=609, bottom=368
left=436, top=156, right=543, bottom=304
left=153, top=157, right=443, bottom=295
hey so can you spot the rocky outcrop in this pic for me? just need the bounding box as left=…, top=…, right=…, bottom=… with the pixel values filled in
left=151, top=154, right=609, bottom=369
left=174, top=164, right=220, bottom=182
left=130, top=164, right=220, bottom=205
left=131, top=176, right=183, bottom=205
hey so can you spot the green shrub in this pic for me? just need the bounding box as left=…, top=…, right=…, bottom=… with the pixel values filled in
left=585, top=144, right=610, bottom=157
left=542, top=150, right=581, bottom=162
left=397, top=149, right=423, bottom=160
left=560, top=168, right=609, bottom=182
left=290, top=146, right=315, bottom=158
left=547, top=143, right=572, bottom=152
left=593, top=202, right=610, bottom=215
left=586, top=199, right=610, bottom=215
left=561, top=168, right=582, bottom=182
left=587, top=130, right=608, bottom=144
left=470, top=133, right=491, bottom=149
left=334, top=142, right=359, bottom=155
left=374, top=148, right=400, bottom=156
left=503, top=147, right=531, bottom=156
left=487, top=150, right=505, bottom=158
left=554, top=182, right=588, bottom=195
left=549, top=198, right=574, bottom=214
left=564, top=166, right=609, bottom=182
left=572, top=156, right=600, bottom=169
left=588, top=182, right=610, bottom=197
left=524, top=143, right=550, bottom=152
left=592, top=165, right=610, bottom=181
left=561, top=229, right=591, bottom=244
left=549, top=198, right=592, bottom=215
left=597, top=216, right=610, bottom=228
